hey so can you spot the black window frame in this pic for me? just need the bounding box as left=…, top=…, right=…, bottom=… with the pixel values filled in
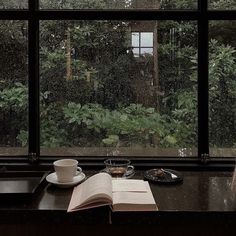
left=0, top=0, right=236, bottom=168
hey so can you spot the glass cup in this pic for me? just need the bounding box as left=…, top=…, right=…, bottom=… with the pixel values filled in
left=53, top=159, right=82, bottom=183
left=104, top=158, right=134, bottom=178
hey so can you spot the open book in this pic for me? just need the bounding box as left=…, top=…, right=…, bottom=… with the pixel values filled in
left=68, top=173, right=157, bottom=212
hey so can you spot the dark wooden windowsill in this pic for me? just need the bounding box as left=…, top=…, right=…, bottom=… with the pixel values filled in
left=0, top=170, right=236, bottom=235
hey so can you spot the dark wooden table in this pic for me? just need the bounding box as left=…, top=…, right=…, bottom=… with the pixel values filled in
left=0, top=170, right=236, bottom=236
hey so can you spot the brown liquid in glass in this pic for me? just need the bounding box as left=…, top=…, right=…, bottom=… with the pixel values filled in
left=109, top=167, right=126, bottom=177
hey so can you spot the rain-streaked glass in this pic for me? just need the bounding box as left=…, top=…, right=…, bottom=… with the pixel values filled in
left=0, top=21, right=28, bottom=155
left=209, top=21, right=236, bottom=157
left=40, top=0, right=197, bottom=10
left=0, top=0, right=28, bottom=9
left=208, top=0, right=236, bottom=10
left=40, top=20, right=197, bottom=157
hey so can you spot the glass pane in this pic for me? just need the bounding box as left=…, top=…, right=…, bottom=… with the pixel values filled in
left=141, top=32, right=153, bottom=47
left=40, top=20, right=197, bottom=157
left=141, top=48, right=153, bottom=55
left=0, top=21, right=28, bottom=155
left=0, top=0, right=28, bottom=9
left=40, top=0, right=197, bottom=10
left=208, top=0, right=236, bottom=10
left=132, top=47, right=140, bottom=57
left=209, top=21, right=236, bottom=157
left=132, top=32, right=140, bottom=47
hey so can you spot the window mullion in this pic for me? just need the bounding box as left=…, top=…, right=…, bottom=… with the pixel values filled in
left=28, top=0, right=40, bottom=161
left=198, top=0, right=209, bottom=160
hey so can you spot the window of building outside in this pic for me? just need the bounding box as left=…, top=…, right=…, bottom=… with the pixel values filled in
left=132, top=32, right=154, bottom=57
left=0, top=1, right=235, bottom=162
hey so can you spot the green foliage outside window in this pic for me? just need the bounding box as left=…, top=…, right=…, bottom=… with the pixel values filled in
left=0, top=0, right=235, bottom=156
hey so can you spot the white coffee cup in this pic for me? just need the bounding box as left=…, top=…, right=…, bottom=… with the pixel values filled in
left=53, top=159, right=82, bottom=183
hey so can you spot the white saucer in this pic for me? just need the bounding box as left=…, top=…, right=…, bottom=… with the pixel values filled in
left=46, top=172, right=86, bottom=188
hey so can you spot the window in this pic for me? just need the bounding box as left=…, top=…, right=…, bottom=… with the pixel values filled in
left=0, top=20, right=28, bottom=155
left=0, top=1, right=235, bottom=162
left=132, top=32, right=154, bottom=57
left=39, top=20, right=197, bottom=157
left=209, top=20, right=236, bottom=157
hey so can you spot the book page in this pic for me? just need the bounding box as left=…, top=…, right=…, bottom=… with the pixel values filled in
left=68, top=173, right=113, bottom=212
left=112, top=182, right=157, bottom=211
left=112, top=179, right=148, bottom=192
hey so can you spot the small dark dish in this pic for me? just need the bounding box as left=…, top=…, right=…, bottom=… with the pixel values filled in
left=144, top=168, right=183, bottom=184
